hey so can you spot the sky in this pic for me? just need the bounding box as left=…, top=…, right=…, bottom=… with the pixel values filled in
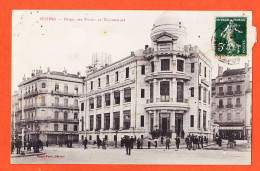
left=12, top=10, right=254, bottom=92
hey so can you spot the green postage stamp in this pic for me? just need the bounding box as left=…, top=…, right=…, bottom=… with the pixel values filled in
left=215, top=17, right=247, bottom=56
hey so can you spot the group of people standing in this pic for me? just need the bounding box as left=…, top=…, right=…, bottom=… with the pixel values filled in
left=11, top=138, right=45, bottom=154
left=185, top=134, right=207, bottom=150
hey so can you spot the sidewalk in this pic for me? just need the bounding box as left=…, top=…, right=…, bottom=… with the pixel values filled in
left=11, top=150, right=45, bottom=158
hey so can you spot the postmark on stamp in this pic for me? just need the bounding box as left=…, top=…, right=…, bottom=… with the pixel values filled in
left=215, top=17, right=247, bottom=57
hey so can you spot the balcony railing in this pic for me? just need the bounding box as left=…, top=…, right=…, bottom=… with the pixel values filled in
left=226, top=91, right=234, bottom=96
left=215, top=119, right=244, bottom=124
left=156, top=97, right=173, bottom=102
left=235, top=103, right=242, bottom=107
left=146, top=99, right=154, bottom=104
left=225, top=104, right=233, bottom=108
left=218, top=92, right=224, bottom=96
left=235, top=90, right=242, bottom=95
left=217, top=105, right=224, bottom=108
left=176, top=98, right=188, bottom=103
left=51, top=90, right=80, bottom=97
left=51, top=103, right=79, bottom=109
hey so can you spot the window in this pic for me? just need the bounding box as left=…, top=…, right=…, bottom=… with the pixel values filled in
left=126, top=67, right=129, bottom=78
left=219, top=113, right=223, bottom=121
left=177, top=82, right=184, bottom=102
left=98, top=78, right=101, bottom=87
left=199, top=62, right=202, bottom=75
left=141, top=65, right=145, bottom=75
left=81, top=103, right=84, bottom=111
left=191, top=63, right=194, bottom=73
left=150, top=83, right=154, bottom=102
left=227, top=113, right=231, bottom=120
left=177, top=59, right=184, bottom=72
left=140, top=115, right=144, bottom=127
left=219, top=99, right=223, bottom=108
left=89, top=98, right=94, bottom=109
left=161, top=59, right=170, bottom=71
left=64, top=111, right=68, bottom=120
left=203, top=111, right=206, bottom=130
left=97, top=96, right=102, bottom=108
left=96, top=115, right=101, bottom=130
left=208, top=91, right=211, bottom=104
left=74, top=125, right=78, bottom=131
left=89, top=135, right=92, bottom=140
left=204, top=67, right=207, bottom=78
left=63, top=124, right=67, bottom=131
left=90, top=115, right=94, bottom=131
left=199, top=85, right=201, bottom=100
left=124, top=88, right=131, bottom=102
left=113, top=112, right=120, bottom=130
left=55, top=111, right=59, bottom=119
left=227, top=86, right=232, bottom=92
left=55, top=84, right=59, bottom=91
left=236, top=85, right=241, bottom=91
left=41, top=96, right=45, bottom=105
left=191, top=87, right=194, bottom=97
left=203, top=88, right=207, bottom=103
left=54, top=124, right=58, bottom=131
left=64, top=85, right=68, bottom=93
left=74, top=113, right=78, bottom=119
left=42, top=82, right=46, bottom=88
left=81, top=117, right=84, bottom=131
left=141, top=89, right=145, bottom=98
left=236, top=98, right=240, bottom=104
left=123, top=111, right=131, bottom=130
left=114, top=91, right=120, bottom=105
left=160, top=81, right=170, bottom=102
left=151, top=62, right=155, bottom=72
left=105, top=135, right=108, bottom=141
left=219, top=87, right=223, bottom=92
left=104, top=114, right=110, bottom=130
left=190, top=115, right=194, bottom=127
left=198, top=109, right=201, bottom=128
left=91, top=81, right=93, bottom=90
left=55, top=97, right=59, bottom=106
left=115, top=71, right=119, bottom=82
left=106, top=75, right=109, bottom=85
left=64, top=99, right=68, bottom=107
left=227, top=98, right=232, bottom=105
left=105, top=93, right=110, bottom=106
left=74, top=87, right=78, bottom=95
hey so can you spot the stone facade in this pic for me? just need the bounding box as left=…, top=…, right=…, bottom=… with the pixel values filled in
left=211, top=64, right=252, bottom=140
left=14, top=68, right=84, bottom=144
left=80, top=13, right=212, bottom=144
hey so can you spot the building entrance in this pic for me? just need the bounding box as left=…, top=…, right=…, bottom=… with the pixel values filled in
left=159, top=113, right=170, bottom=136
left=175, top=113, right=183, bottom=137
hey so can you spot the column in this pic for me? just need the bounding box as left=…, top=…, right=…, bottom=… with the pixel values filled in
left=109, top=91, right=114, bottom=130
left=154, top=55, right=159, bottom=74
left=172, top=79, right=177, bottom=102
left=171, top=111, right=176, bottom=139
left=85, top=98, right=90, bottom=131
left=170, top=79, right=173, bottom=102
left=130, top=87, right=135, bottom=128
left=153, top=79, right=157, bottom=103
left=119, top=89, right=124, bottom=129
left=101, top=93, right=105, bottom=130
left=93, top=96, right=96, bottom=130
left=153, top=110, right=158, bottom=129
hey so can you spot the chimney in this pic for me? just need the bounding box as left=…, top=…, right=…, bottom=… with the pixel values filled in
left=145, top=45, right=149, bottom=49
left=23, top=74, right=26, bottom=81
left=131, top=51, right=135, bottom=56
left=47, top=67, right=50, bottom=73
left=63, top=68, right=67, bottom=75
left=218, top=66, right=223, bottom=76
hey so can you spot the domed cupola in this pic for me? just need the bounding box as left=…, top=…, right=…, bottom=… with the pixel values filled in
left=150, top=12, right=187, bottom=50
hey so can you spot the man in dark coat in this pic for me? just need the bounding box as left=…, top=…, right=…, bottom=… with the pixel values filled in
left=181, top=130, right=185, bottom=139
left=190, top=134, right=194, bottom=149
left=193, top=136, right=197, bottom=150
left=15, top=139, right=22, bottom=154
left=83, top=137, right=88, bottom=149
left=200, top=136, right=204, bottom=148
left=97, top=137, right=101, bottom=149
left=148, top=139, right=151, bottom=149
left=161, top=136, right=164, bottom=144
left=27, top=139, right=32, bottom=151
left=165, top=137, right=171, bottom=150
left=137, top=138, right=140, bottom=149
left=125, top=136, right=131, bottom=155
left=46, top=140, right=49, bottom=147
left=185, top=136, right=189, bottom=149
left=130, top=136, right=134, bottom=149
left=121, top=138, right=124, bottom=148
left=175, top=137, right=180, bottom=149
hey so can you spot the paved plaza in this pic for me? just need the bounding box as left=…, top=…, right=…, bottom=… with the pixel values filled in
left=11, top=142, right=251, bottom=165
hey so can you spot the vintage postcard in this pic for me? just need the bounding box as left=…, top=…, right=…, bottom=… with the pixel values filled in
left=11, top=10, right=256, bottom=164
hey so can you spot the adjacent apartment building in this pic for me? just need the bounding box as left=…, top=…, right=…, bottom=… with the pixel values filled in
left=79, top=13, right=212, bottom=143
left=211, top=64, right=252, bottom=140
left=14, top=67, right=84, bottom=144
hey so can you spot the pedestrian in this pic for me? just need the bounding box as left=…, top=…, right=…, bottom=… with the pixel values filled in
left=97, top=137, right=102, bottom=149
left=161, top=136, right=164, bottom=144
left=165, top=137, right=171, bottom=150
left=16, top=139, right=22, bottom=154
left=200, top=136, right=203, bottom=148
left=175, top=137, right=180, bottom=149
left=83, top=137, right=88, bottom=150
left=218, top=136, right=222, bottom=147
left=11, top=140, right=14, bottom=154
left=130, top=136, right=134, bottom=149
left=185, top=136, right=189, bottom=149
left=46, top=140, right=49, bottom=147
left=38, top=139, right=43, bottom=150
left=137, top=138, right=140, bottom=149
left=140, top=138, right=143, bottom=149
left=190, top=134, right=194, bottom=149
left=121, top=138, right=124, bottom=147
left=102, top=138, right=106, bottom=150
left=148, top=139, right=151, bottom=149
left=197, top=136, right=201, bottom=149
left=181, top=130, right=185, bottom=139
left=125, top=136, right=131, bottom=155
left=24, top=140, right=27, bottom=150
left=27, top=139, right=32, bottom=151
left=193, top=136, right=197, bottom=150
left=154, top=139, right=158, bottom=148
left=69, top=139, right=72, bottom=148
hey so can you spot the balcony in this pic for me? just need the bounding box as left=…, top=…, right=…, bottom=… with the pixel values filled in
left=51, top=103, right=79, bottom=110
left=145, top=97, right=189, bottom=111
left=156, top=97, right=173, bottom=102
left=146, top=99, right=154, bottom=104
left=235, top=103, right=242, bottom=108
left=217, top=105, right=224, bottom=109
left=51, top=90, right=80, bottom=97
left=225, top=104, right=233, bottom=108
left=217, top=92, right=224, bottom=96
left=214, top=119, right=245, bottom=126
left=225, top=91, right=234, bottom=96
left=235, top=90, right=242, bottom=95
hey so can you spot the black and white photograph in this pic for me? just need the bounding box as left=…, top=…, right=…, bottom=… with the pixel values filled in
left=11, top=10, right=255, bottom=164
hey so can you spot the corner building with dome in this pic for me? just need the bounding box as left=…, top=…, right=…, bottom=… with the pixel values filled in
left=79, top=13, right=213, bottom=144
